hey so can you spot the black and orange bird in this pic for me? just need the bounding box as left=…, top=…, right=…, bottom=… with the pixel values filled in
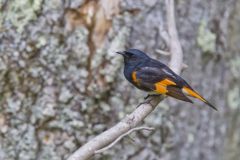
left=117, top=49, right=217, bottom=110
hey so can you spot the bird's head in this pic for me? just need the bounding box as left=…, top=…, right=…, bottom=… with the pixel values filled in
left=116, top=49, right=150, bottom=66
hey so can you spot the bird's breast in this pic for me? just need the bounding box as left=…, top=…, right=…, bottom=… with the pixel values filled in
left=123, top=66, right=134, bottom=83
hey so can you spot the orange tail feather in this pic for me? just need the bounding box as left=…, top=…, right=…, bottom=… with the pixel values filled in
left=182, top=87, right=217, bottom=111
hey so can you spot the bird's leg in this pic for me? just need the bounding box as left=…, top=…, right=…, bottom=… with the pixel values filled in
left=137, top=94, right=161, bottom=108
left=144, top=94, right=159, bottom=100
left=144, top=94, right=150, bottom=100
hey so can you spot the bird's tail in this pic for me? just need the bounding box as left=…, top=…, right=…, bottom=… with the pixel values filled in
left=182, top=87, right=217, bottom=111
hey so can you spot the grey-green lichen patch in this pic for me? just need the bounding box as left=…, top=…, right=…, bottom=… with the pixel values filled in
left=228, top=56, right=240, bottom=110
left=35, top=35, right=48, bottom=48
left=197, top=20, right=216, bottom=53
left=69, top=120, right=84, bottom=129
left=0, top=57, right=7, bottom=70
left=6, top=96, right=22, bottom=113
left=2, top=124, right=38, bottom=160
left=43, top=0, right=63, bottom=10
left=59, top=86, right=73, bottom=103
left=229, top=56, right=240, bottom=79
left=37, top=145, right=61, bottom=160
left=228, top=86, right=240, bottom=110
left=2, top=0, right=43, bottom=32
left=104, top=27, right=130, bottom=83
left=86, top=26, right=130, bottom=97
left=18, top=125, right=38, bottom=159
left=66, top=28, right=90, bottom=67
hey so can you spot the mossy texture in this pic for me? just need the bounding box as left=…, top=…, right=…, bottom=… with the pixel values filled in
left=2, top=0, right=43, bottom=32
left=0, top=0, right=239, bottom=160
left=197, top=20, right=216, bottom=53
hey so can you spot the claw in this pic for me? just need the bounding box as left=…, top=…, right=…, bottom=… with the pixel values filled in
left=144, top=95, right=150, bottom=100
left=137, top=94, right=161, bottom=108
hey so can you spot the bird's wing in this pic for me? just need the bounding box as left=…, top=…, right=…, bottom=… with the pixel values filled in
left=134, top=65, right=179, bottom=91
left=134, top=65, right=193, bottom=103
left=134, top=64, right=217, bottom=110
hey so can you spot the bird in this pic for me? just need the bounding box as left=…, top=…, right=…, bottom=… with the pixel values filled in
left=116, top=49, right=217, bottom=110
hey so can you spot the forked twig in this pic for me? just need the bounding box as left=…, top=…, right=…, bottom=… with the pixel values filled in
left=95, top=126, right=155, bottom=154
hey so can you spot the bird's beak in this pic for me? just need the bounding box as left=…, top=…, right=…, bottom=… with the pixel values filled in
left=116, top=51, right=125, bottom=56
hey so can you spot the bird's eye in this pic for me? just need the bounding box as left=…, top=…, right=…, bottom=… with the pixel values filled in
left=126, top=52, right=135, bottom=57
left=125, top=52, right=133, bottom=56
left=125, top=52, right=138, bottom=60
left=129, top=54, right=135, bottom=58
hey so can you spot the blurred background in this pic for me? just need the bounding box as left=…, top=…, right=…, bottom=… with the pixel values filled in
left=0, top=0, right=240, bottom=159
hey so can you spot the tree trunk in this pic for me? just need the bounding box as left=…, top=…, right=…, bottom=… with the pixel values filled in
left=0, top=0, right=239, bottom=159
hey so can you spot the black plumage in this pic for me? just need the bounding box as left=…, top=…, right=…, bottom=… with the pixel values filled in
left=117, top=49, right=217, bottom=110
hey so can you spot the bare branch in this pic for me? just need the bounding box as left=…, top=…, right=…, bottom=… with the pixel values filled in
left=67, top=0, right=183, bottom=159
left=95, top=126, right=154, bottom=154
left=156, top=49, right=171, bottom=56
left=182, top=63, right=189, bottom=70
left=159, top=26, right=170, bottom=47
left=166, top=0, right=183, bottom=73
left=67, top=97, right=163, bottom=160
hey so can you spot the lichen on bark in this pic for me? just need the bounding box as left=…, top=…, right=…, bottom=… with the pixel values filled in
left=0, top=0, right=240, bottom=159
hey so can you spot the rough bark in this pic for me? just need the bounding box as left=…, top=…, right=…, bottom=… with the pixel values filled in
left=0, top=0, right=239, bottom=160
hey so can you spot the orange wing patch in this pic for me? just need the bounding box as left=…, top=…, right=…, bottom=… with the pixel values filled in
left=132, top=71, right=137, bottom=82
left=155, top=83, right=168, bottom=93
left=154, top=79, right=176, bottom=94
left=132, top=71, right=140, bottom=85
left=160, top=79, right=176, bottom=86
left=182, top=87, right=206, bottom=102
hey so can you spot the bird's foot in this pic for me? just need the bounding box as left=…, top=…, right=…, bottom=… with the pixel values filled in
left=137, top=94, right=160, bottom=108
left=144, top=94, right=159, bottom=100
left=136, top=101, right=147, bottom=108
left=144, top=95, right=150, bottom=100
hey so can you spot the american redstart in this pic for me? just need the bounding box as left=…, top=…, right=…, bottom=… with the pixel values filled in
left=117, top=49, right=217, bottom=110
